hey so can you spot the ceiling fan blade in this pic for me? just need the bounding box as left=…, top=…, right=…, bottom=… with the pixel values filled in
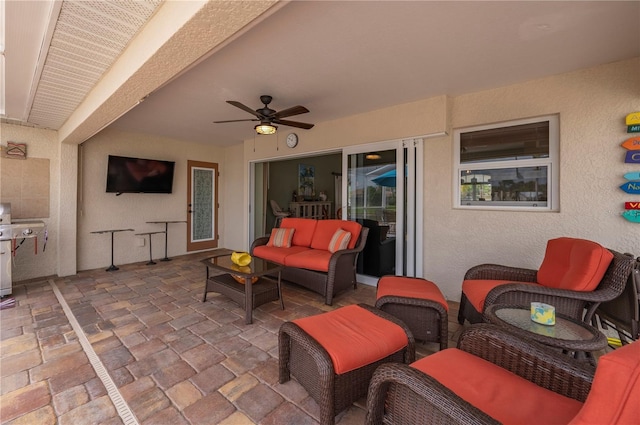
left=273, top=105, right=309, bottom=119
left=227, top=100, right=262, bottom=118
left=213, top=118, right=259, bottom=123
left=273, top=118, right=314, bottom=130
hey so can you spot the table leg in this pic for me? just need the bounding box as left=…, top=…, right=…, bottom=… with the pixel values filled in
left=146, top=235, right=156, bottom=265
left=278, top=271, right=284, bottom=310
left=203, top=267, right=209, bottom=302
left=244, top=276, right=253, bottom=325
left=160, top=222, right=171, bottom=261
left=106, top=232, right=119, bottom=272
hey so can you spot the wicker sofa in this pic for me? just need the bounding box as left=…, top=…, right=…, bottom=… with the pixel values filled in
left=251, top=217, right=368, bottom=305
left=366, top=323, right=640, bottom=425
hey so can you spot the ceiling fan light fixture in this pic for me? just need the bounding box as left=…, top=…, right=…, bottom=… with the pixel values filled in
left=255, top=123, right=277, bottom=135
left=366, top=152, right=382, bottom=160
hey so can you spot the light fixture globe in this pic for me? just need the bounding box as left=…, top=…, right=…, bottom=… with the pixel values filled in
left=255, top=123, right=277, bottom=135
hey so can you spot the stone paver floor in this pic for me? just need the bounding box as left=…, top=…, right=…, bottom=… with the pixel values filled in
left=1, top=251, right=462, bottom=424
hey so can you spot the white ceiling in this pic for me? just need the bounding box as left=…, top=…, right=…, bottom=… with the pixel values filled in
left=3, top=1, right=640, bottom=147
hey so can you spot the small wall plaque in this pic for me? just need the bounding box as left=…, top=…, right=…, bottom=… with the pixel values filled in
left=625, top=202, right=640, bottom=210
left=620, top=181, right=640, bottom=194
left=625, top=151, right=640, bottom=164
left=621, top=136, right=640, bottom=150
left=2, top=142, right=27, bottom=159
left=624, top=172, right=640, bottom=181
left=622, top=210, right=640, bottom=223
left=626, top=112, right=640, bottom=126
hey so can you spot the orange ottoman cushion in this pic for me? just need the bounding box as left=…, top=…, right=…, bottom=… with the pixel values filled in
left=377, top=276, right=448, bottom=312
left=293, top=305, right=408, bottom=374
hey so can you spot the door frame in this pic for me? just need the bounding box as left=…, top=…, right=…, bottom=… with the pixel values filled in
left=187, top=160, right=219, bottom=252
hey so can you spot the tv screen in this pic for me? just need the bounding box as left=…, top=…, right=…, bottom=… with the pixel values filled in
left=106, top=155, right=175, bottom=194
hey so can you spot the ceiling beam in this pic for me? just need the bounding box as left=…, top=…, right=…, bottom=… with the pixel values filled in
left=58, top=0, right=282, bottom=145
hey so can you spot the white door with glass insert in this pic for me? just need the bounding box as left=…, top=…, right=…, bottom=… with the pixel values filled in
left=187, top=160, right=219, bottom=251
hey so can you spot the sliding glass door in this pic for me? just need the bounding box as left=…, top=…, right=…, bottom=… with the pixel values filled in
left=343, top=139, right=423, bottom=285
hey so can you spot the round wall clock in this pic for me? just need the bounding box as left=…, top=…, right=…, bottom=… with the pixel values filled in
left=286, top=133, right=299, bottom=148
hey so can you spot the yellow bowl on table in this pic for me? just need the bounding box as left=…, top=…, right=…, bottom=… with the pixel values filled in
left=231, top=251, right=252, bottom=267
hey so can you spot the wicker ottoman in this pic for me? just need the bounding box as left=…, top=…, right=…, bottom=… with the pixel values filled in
left=375, top=276, right=449, bottom=350
left=279, top=303, right=415, bottom=425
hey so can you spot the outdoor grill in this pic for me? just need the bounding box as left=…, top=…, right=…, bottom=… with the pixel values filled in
left=0, top=203, right=46, bottom=297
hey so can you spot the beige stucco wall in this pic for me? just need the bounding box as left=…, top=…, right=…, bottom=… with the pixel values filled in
left=77, top=127, right=227, bottom=271
left=424, top=58, right=639, bottom=300
left=0, top=123, right=60, bottom=281
left=242, top=58, right=640, bottom=300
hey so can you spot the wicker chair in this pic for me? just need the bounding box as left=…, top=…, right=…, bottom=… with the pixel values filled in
left=458, top=238, right=635, bottom=325
left=366, top=323, right=640, bottom=425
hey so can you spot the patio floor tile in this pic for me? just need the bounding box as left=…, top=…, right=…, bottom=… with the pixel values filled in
left=1, top=251, right=463, bottom=424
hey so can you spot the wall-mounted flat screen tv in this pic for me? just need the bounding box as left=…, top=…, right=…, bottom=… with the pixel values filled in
left=106, top=155, right=175, bottom=194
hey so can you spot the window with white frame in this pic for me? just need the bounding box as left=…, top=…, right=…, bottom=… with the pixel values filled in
left=454, top=115, right=559, bottom=211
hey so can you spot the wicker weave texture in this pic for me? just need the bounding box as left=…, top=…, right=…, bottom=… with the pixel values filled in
left=376, top=296, right=448, bottom=350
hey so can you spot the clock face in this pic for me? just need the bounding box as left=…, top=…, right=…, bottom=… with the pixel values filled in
left=286, top=133, right=298, bottom=148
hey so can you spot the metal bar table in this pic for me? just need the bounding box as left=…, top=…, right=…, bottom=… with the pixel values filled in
left=135, top=231, right=166, bottom=265
left=146, top=220, right=186, bottom=261
left=90, top=229, right=134, bottom=271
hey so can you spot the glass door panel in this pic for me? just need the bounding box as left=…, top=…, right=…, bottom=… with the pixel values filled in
left=345, top=149, right=399, bottom=282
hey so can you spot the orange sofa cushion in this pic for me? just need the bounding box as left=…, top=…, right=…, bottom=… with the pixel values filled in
left=377, top=276, right=448, bottom=312
left=310, top=219, right=362, bottom=251
left=252, top=245, right=310, bottom=265
left=462, top=279, right=535, bottom=312
left=294, top=305, right=408, bottom=374
left=413, top=348, right=583, bottom=424
left=283, top=249, right=333, bottom=272
left=569, top=340, right=640, bottom=425
left=280, top=217, right=318, bottom=247
left=537, top=237, right=613, bottom=291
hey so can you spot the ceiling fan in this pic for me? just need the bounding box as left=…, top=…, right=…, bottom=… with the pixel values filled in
left=214, top=95, right=314, bottom=134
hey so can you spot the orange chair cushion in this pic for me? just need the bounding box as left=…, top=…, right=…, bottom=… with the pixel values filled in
left=280, top=218, right=318, bottom=247
left=462, top=279, right=535, bottom=312
left=413, top=348, right=583, bottom=424
left=310, top=219, right=362, bottom=251
left=283, top=249, right=333, bottom=272
left=537, top=237, right=613, bottom=291
left=252, top=245, right=310, bottom=265
left=294, top=305, right=408, bottom=374
left=569, top=340, right=640, bottom=425
left=377, top=276, right=448, bottom=312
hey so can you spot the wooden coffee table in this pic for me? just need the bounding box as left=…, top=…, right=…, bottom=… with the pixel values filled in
left=201, top=253, right=284, bottom=324
left=484, top=304, right=607, bottom=360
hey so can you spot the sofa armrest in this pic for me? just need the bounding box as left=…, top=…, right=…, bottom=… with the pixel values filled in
left=250, top=236, right=270, bottom=254
left=458, top=324, right=594, bottom=402
left=323, top=228, right=369, bottom=303
left=464, top=264, right=538, bottom=282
